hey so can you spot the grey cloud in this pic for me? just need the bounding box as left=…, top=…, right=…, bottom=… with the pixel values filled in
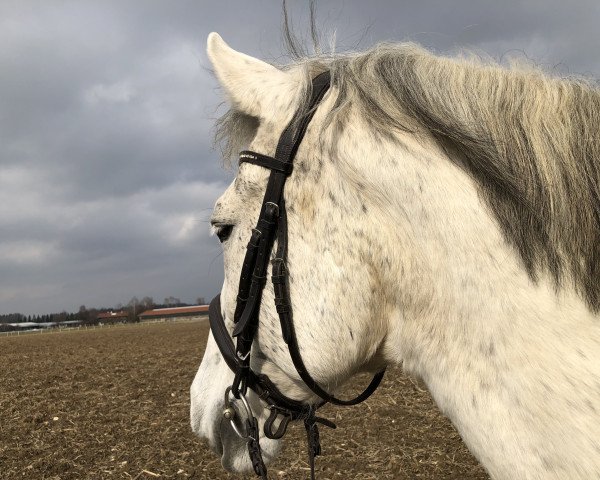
left=1, top=1, right=599, bottom=315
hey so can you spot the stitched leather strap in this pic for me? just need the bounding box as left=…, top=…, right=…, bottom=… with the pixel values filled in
left=239, top=151, right=294, bottom=175
left=230, top=71, right=334, bottom=397
left=208, top=70, right=386, bottom=480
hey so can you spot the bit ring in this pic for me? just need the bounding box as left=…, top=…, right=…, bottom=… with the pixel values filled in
left=223, top=386, right=254, bottom=439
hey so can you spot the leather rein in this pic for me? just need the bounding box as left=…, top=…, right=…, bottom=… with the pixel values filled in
left=208, top=71, right=385, bottom=480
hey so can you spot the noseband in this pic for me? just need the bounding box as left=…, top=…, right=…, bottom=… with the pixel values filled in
left=208, top=71, right=385, bottom=480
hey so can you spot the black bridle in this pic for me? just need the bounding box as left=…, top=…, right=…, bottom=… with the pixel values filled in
left=208, top=71, right=385, bottom=480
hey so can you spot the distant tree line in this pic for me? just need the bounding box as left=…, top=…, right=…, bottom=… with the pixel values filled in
left=0, top=294, right=208, bottom=327
left=0, top=312, right=80, bottom=324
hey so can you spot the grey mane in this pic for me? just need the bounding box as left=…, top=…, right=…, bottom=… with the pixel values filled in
left=215, top=42, right=600, bottom=312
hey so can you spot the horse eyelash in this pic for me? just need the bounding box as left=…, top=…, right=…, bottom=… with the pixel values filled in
left=212, top=224, right=234, bottom=243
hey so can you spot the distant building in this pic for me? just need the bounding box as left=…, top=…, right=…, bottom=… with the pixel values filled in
left=8, top=322, right=57, bottom=330
left=138, top=305, right=208, bottom=322
left=60, top=320, right=82, bottom=326
left=0, top=320, right=81, bottom=331
left=96, top=311, right=129, bottom=323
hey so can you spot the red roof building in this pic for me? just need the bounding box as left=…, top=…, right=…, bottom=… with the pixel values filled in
left=138, top=305, right=208, bottom=322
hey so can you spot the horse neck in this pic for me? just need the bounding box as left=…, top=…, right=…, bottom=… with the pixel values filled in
left=355, top=127, right=600, bottom=479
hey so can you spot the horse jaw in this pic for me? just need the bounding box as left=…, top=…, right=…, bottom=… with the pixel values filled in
left=190, top=332, right=282, bottom=474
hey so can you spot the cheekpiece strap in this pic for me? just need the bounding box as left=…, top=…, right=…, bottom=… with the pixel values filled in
left=239, top=151, right=294, bottom=175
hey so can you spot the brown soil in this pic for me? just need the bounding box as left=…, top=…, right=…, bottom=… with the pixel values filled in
left=0, top=320, right=489, bottom=479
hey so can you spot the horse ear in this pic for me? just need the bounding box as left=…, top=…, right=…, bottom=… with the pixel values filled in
left=207, top=32, right=294, bottom=119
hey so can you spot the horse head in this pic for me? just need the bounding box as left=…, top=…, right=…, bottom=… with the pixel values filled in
left=190, top=33, right=389, bottom=474
left=191, top=32, right=600, bottom=480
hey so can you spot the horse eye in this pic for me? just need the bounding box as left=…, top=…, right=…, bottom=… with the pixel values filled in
left=214, top=224, right=234, bottom=243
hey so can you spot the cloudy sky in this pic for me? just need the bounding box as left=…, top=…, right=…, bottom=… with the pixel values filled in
left=2, top=1, right=600, bottom=316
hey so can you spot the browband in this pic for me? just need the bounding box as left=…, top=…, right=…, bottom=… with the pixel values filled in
left=239, top=151, right=293, bottom=175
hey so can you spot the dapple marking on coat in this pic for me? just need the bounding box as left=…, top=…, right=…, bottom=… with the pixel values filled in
left=191, top=32, right=600, bottom=479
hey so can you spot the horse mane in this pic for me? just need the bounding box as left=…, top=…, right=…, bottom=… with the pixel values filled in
left=214, top=42, right=600, bottom=312
left=322, top=43, right=600, bottom=311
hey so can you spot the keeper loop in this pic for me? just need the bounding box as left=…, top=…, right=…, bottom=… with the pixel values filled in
left=276, top=304, right=290, bottom=314
left=252, top=273, right=267, bottom=286
left=248, top=229, right=262, bottom=247
left=265, top=202, right=279, bottom=217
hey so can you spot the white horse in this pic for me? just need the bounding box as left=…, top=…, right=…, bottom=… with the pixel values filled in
left=191, top=32, right=600, bottom=479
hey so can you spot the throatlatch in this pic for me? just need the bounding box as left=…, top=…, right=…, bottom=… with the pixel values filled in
left=208, top=71, right=385, bottom=480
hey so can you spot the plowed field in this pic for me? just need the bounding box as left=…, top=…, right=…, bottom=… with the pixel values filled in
left=0, top=320, right=488, bottom=479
